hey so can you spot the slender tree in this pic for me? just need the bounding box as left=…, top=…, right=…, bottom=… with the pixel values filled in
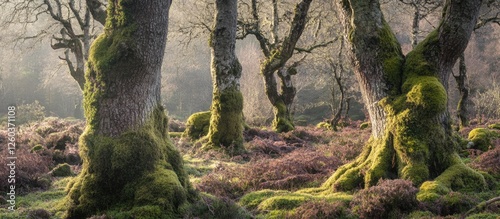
left=239, top=0, right=319, bottom=132
left=1, top=0, right=106, bottom=90
left=205, top=0, right=245, bottom=154
left=322, top=0, right=486, bottom=199
left=65, top=1, right=194, bottom=218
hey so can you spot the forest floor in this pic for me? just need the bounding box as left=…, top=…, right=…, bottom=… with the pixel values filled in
left=0, top=117, right=499, bottom=218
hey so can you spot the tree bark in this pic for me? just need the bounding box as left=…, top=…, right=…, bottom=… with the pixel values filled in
left=322, top=0, right=486, bottom=198
left=65, top=1, right=194, bottom=218
left=260, top=0, right=312, bottom=133
left=454, top=53, right=470, bottom=129
left=205, top=0, right=245, bottom=154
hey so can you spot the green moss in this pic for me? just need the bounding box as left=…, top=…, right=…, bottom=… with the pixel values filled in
left=359, top=122, right=370, bottom=130
left=31, top=144, right=44, bottom=152
left=488, top=123, right=500, bottom=130
left=467, top=213, right=500, bottom=219
left=404, top=76, right=447, bottom=117
left=50, top=163, right=74, bottom=177
left=205, top=88, right=245, bottom=154
left=316, top=122, right=333, bottom=130
left=183, top=111, right=211, bottom=140
left=468, top=128, right=496, bottom=151
left=65, top=106, right=195, bottom=218
left=403, top=30, right=439, bottom=80
left=272, top=101, right=294, bottom=133
left=379, top=21, right=404, bottom=95
left=240, top=190, right=289, bottom=210
left=258, top=194, right=312, bottom=210
left=417, top=160, right=487, bottom=202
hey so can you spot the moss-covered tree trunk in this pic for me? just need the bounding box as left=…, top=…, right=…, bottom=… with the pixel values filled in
left=260, top=0, right=312, bottom=133
left=323, top=0, right=486, bottom=200
left=204, top=0, right=244, bottom=154
left=65, top=1, right=194, bottom=218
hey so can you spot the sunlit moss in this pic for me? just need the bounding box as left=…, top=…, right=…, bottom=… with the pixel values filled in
left=468, top=128, right=498, bottom=151
left=272, top=101, right=294, bottom=133
left=204, top=88, right=245, bottom=154
left=183, top=111, right=211, bottom=140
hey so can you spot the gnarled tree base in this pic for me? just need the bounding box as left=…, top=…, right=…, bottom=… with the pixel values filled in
left=65, top=108, right=195, bottom=219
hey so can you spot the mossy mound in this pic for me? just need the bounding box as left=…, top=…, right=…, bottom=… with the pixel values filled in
left=50, top=163, right=74, bottom=177
left=468, top=128, right=498, bottom=151
left=183, top=111, right=211, bottom=140
left=316, top=122, right=333, bottom=131
left=240, top=189, right=352, bottom=218
left=65, top=107, right=196, bottom=218
left=417, top=155, right=487, bottom=202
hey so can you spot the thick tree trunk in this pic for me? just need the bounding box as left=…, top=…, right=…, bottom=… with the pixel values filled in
left=205, top=0, right=245, bottom=154
left=65, top=1, right=194, bottom=218
left=323, top=0, right=486, bottom=198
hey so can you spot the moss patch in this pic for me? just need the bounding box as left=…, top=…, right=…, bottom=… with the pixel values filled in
left=272, top=101, right=294, bottom=133
left=50, top=163, right=74, bottom=177
left=468, top=128, right=498, bottom=151
left=183, top=111, right=211, bottom=140
left=204, top=88, right=245, bottom=154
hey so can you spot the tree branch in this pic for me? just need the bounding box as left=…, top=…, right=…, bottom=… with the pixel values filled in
left=294, top=39, right=335, bottom=53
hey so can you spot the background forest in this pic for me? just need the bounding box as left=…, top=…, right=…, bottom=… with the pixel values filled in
left=0, top=0, right=499, bottom=218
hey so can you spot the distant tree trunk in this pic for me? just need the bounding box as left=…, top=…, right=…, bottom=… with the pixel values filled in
left=260, top=0, right=312, bottom=133
left=205, top=0, right=245, bottom=154
left=328, top=38, right=347, bottom=131
left=322, top=0, right=486, bottom=199
left=65, top=1, right=194, bottom=218
left=454, top=53, right=470, bottom=129
left=411, top=5, right=420, bottom=49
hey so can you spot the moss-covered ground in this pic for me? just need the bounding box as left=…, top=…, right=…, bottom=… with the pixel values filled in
left=1, top=118, right=499, bottom=218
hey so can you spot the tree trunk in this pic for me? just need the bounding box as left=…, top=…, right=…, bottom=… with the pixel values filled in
left=322, top=0, right=486, bottom=199
left=454, top=53, right=470, bottom=129
left=65, top=1, right=194, bottom=218
left=260, top=0, right=312, bottom=133
left=411, top=5, right=420, bottom=49
left=205, top=0, right=245, bottom=154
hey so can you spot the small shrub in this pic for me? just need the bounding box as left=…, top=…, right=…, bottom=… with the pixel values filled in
left=27, top=209, right=51, bottom=219
left=471, top=146, right=500, bottom=176
left=292, top=200, right=355, bottom=219
left=185, top=193, right=252, bottom=219
left=350, top=179, right=419, bottom=219
left=420, top=192, right=479, bottom=216
left=0, top=148, right=52, bottom=193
